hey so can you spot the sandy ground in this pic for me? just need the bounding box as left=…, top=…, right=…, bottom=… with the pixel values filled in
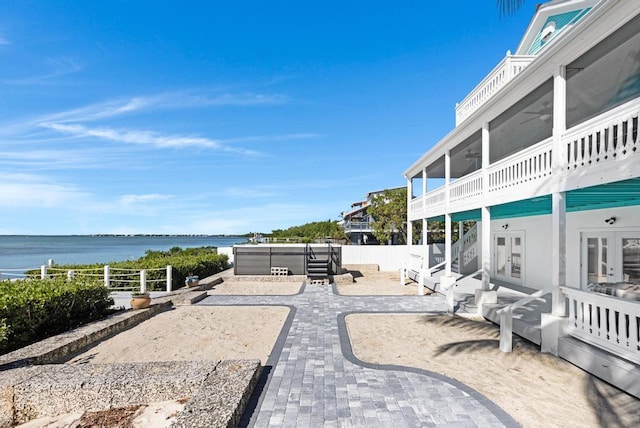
left=208, top=280, right=302, bottom=295
left=18, top=274, right=640, bottom=427
left=336, top=270, right=429, bottom=296
left=69, top=305, right=290, bottom=365
left=20, top=305, right=290, bottom=428
left=347, top=313, right=640, bottom=428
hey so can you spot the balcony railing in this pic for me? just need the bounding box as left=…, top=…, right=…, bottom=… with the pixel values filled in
left=455, top=54, right=535, bottom=126
left=343, top=221, right=373, bottom=233
left=408, top=99, right=640, bottom=221
left=562, top=287, right=640, bottom=365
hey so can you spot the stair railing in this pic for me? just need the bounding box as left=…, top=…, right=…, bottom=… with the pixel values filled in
left=496, top=286, right=556, bottom=352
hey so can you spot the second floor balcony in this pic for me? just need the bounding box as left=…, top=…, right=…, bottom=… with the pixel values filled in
left=410, top=98, right=640, bottom=221
left=455, top=53, right=535, bottom=126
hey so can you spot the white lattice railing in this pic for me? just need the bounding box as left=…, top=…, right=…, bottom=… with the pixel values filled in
left=425, top=187, right=446, bottom=208
left=416, top=100, right=639, bottom=218
left=488, top=137, right=553, bottom=193
left=410, top=196, right=424, bottom=217
left=564, top=103, right=639, bottom=171
left=562, top=287, right=640, bottom=365
left=456, top=54, right=535, bottom=125
left=451, top=223, right=478, bottom=271
left=450, top=170, right=483, bottom=204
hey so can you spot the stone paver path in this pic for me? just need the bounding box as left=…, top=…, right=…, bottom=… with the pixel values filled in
left=198, top=283, right=518, bottom=427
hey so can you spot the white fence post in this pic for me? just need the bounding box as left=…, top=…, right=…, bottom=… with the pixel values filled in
left=67, top=270, right=75, bottom=280
left=104, top=265, right=110, bottom=288
left=140, top=270, right=147, bottom=293
left=41, top=265, right=47, bottom=279
left=166, top=265, right=172, bottom=292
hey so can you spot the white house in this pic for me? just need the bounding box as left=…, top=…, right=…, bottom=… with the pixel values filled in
left=404, top=0, right=640, bottom=397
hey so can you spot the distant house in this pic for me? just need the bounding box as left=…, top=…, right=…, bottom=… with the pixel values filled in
left=404, top=0, right=640, bottom=397
left=341, top=187, right=404, bottom=245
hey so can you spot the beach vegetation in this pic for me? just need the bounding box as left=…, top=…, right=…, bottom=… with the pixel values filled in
left=0, top=277, right=114, bottom=354
left=269, top=220, right=346, bottom=242
left=368, top=187, right=413, bottom=245
left=24, top=246, right=229, bottom=291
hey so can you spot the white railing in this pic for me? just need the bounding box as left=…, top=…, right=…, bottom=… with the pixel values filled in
left=416, top=101, right=639, bottom=219
left=451, top=223, right=478, bottom=270
left=562, top=287, right=640, bottom=365
left=343, top=221, right=373, bottom=232
left=488, top=137, right=554, bottom=193
left=496, top=286, right=556, bottom=352
left=449, top=170, right=483, bottom=204
left=410, top=196, right=424, bottom=217
left=456, top=54, right=536, bottom=125
left=425, top=187, right=446, bottom=209
left=24, top=264, right=174, bottom=293
left=564, top=102, right=640, bottom=172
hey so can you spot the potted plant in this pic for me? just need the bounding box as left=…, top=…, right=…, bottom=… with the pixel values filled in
left=185, top=275, right=199, bottom=287
left=130, top=291, right=151, bottom=309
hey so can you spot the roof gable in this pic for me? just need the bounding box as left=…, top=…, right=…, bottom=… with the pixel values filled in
left=516, top=0, right=599, bottom=56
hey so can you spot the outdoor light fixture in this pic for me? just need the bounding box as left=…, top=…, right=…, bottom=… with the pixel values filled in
left=502, top=224, right=509, bottom=229
left=605, top=216, right=617, bottom=225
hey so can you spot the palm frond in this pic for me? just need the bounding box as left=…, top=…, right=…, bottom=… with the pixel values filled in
left=497, top=0, right=526, bottom=16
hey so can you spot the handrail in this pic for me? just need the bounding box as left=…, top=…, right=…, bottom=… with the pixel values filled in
left=497, top=286, right=556, bottom=352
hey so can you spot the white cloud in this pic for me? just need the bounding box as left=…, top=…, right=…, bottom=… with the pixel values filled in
left=40, top=122, right=261, bottom=155
left=37, top=91, right=288, bottom=124
left=3, top=56, right=82, bottom=85
left=0, top=173, right=89, bottom=208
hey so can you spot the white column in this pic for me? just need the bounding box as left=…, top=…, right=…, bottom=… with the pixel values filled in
left=444, top=150, right=452, bottom=277
left=552, top=68, right=567, bottom=317
left=481, top=206, right=492, bottom=290
left=481, top=122, right=491, bottom=290
left=541, top=66, right=570, bottom=356
left=406, top=177, right=413, bottom=248
left=445, top=213, right=452, bottom=277
left=422, top=168, right=429, bottom=277
left=457, top=221, right=464, bottom=272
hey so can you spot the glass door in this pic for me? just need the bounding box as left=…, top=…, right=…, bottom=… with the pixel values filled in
left=494, top=232, right=524, bottom=284
left=582, top=232, right=640, bottom=286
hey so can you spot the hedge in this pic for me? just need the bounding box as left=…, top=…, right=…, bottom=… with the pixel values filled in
left=0, top=277, right=114, bottom=354
left=25, top=246, right=230, bottom=291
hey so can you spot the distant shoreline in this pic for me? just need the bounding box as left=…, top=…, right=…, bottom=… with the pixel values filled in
left=0, top=234, right=248, bottom=238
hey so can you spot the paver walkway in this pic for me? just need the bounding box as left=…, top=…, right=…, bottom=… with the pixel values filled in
left=198, top=283, right=519, bottom=427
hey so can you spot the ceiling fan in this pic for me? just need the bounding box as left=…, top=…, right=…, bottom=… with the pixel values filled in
left=521, top=101, right=553, bottom=124
left=521, top=101, right=577, bottom=124
left=465, top=149, right=482, bottom=159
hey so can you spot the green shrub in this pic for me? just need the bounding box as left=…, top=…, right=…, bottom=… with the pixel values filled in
left=0, top=277, right=114, bottom=354
left=24, top=247, right=230, bottom=291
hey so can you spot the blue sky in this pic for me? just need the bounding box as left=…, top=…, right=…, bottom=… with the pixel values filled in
left=0, top=1, right=537, bottom=235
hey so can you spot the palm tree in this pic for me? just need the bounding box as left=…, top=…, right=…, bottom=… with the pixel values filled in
left=498, top=0, right=526, bottom=16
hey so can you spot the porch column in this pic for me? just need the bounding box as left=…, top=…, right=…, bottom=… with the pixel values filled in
left=457, top=221, right=464, bottom=273
left=481, top=206, right=491, bottom=290
left=406, top=176, right=413, bottom=249
left=444, top=149, right=452, bottom=278
left=551, top=192, right=567, bottom=315
left=551, top=65, right=568, bottom=315
left=474, top=122, right=497, bottom=315
left=481, top=122, right=491, bottom=291
left=541, top=66, right=570, bottom=356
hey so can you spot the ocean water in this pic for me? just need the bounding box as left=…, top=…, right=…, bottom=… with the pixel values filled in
left=0, top=235, right=247, bottom=272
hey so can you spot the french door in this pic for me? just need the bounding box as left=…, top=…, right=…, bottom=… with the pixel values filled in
left=494, top=231, right=524, bottom=284
left=582, top=232, right=640, bottom=286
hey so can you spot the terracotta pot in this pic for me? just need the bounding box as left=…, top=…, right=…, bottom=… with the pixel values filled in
left=130, top=294, right=151, bottom=309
